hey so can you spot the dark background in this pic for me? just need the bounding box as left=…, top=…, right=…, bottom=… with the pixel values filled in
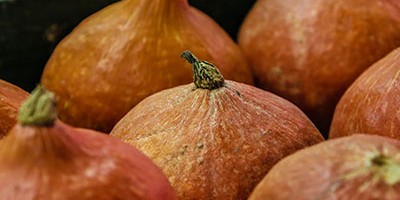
left=0, top=0, right=256, bottom=92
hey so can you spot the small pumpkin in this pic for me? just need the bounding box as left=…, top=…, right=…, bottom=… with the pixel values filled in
left=0, top=85, right=176, bottom=200
left=249, top=134, right=400, bottom=200
left=330, top=47, right=400, bottom=139
left=0, top=79, right=29, bottom=138
left=110, top=51, right=323, bottom=199
left=41, top=0, right=253, bottom=133
left=238, top=0, right=400, bottom=136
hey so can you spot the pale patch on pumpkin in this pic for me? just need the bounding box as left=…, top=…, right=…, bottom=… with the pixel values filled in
left=84, top=159, right=116, bottom=180
left=285, top=5, right=314, bottom=67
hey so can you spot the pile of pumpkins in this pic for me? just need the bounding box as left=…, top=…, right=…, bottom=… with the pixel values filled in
left=2, top=0, right=400, bottom=199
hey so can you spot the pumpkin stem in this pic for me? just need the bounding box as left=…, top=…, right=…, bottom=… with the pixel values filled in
left=181, top=50, right=225, bottom=90
left=18, top=85, right=56, bottom=126
left=371, top=154, right=400, bottom=185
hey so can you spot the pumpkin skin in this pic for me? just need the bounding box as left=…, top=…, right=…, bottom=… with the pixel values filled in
left=41, top=0, right=253, bottom=133
left=0, top=79, right=29, bottom=138
left=0, top=86, right=176, bottom=200
left=238, top=0, right=400, bottom=136
left=249, top=134, right=400, bottom=200
left=330, top=47, right=400, bottom=139
left=110, top=51, right=323, bottom=200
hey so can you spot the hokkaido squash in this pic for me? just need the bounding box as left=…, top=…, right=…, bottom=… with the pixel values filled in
left=110, top=51, right=323, bottom=200
left=0, top=85, right=176, bottom=199
left=330, top=47, right=400, bottom=139
left=249, top=134, right=400, bottom=200
left=238, top=0, right=400, bottom=136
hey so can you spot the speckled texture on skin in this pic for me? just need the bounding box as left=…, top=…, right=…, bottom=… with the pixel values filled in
left=41, top=0, right=253, bottom=133
left=0, top=80, right=29, bottom=138
left=330, top=47, right=400, bottom=139
left=238, top=0, right=400, bottom=136
left=249, top=134, right=400, bottom=200
left=110, top=80, right=324, bottom=200
left=0, top=120, right=176, bottom=200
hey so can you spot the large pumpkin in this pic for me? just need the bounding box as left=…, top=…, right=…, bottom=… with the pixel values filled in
left=41, top=0, right=253, bottom=133
left=0, top=79, right=28, bottom=138
left=330, top=47, right=400, bottom=139
left=0, top=86, right=176, bottom=200
left=110, top=51, right=323, bottom=199
left=238, top=0, right=400, bottom=136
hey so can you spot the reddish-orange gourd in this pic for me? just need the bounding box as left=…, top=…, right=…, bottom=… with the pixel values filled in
left=238, top=0, right=400, bottom=136
left=110, top=51, right=323, bottom=200
left=330, top=47, right=400, bottom=139
left=250, top=134, right=400, bottom=200
left=0, top=86, right=176, bottom=200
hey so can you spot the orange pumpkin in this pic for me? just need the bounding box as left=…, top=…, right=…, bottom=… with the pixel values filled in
left=238, top=0, right=400, bottom=136
left=41, top=0, right=253, bottom=133
left=0, top=86, right=176, bottom=199
left=249, top=134, right=400, bottom=200
left=110, top=51, right=323, bottom=199
left=330, top=47, right=400, bottom=139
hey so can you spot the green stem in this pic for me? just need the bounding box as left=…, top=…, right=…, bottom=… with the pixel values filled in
left=371, top=155, right=400, bottom=185
left=18, top=85, right=56, bottom=126
left=181, top=50, right=225, bottom=90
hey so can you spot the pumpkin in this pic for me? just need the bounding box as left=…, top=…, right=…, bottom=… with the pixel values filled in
left=0, top=79, right=29, bottom=138
left=41, top=0, right=253, bottom=133
left=110, top=51, right=323, bottom=199
left=330, top=47, right=400, bottom=139
left=249, top=134, right=400, bottom=200
left=0, top=85, right=176, bottom=200
left=238, top=0, right=400, bottom=136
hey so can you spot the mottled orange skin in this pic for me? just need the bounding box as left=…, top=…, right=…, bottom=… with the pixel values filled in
left=249, top=134, right=400, bottom=200
left=110, top=80, right=323, bottom=200
left=330, top=48, right=400, bottom=139
left=238, top=0, right=400, bottom=136
left=0, top=80, right=28, bottom=138
left=0, top=120, right=176, bottom=200
left=41, top=0, right=253, bottom=133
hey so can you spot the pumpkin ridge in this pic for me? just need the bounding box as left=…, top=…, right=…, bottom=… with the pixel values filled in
left=202, top=90, right=240, bottom=198
left=121, top=87, right=211, bottom=145
left=229, top=86, right=282, bottom=124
